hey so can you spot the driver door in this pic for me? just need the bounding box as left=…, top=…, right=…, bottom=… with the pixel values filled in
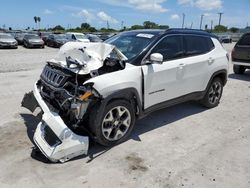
left=142, top=35, right=185, bottom=109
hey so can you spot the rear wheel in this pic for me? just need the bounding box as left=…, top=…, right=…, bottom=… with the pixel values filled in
left=89, top=100, right=135, bottom=146
left=233, top=65, right=245, bottom=74
left=200, top=77, right=223, bottom=108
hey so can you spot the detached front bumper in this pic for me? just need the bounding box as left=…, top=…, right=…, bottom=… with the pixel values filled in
left=23, top=83, right=89, bottom=162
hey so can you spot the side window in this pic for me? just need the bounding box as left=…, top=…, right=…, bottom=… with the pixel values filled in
left=151, top=35, right=183, bottom=61
left=184, top=35, right=212, bottom=56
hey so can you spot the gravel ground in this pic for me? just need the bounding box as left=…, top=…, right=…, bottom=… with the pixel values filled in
left=0, top=44, right=249, bottom=188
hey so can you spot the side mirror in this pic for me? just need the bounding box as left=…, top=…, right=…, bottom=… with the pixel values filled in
left=150, top=53, right=163, bottom=64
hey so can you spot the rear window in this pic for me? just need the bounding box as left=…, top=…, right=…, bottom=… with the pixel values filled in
left=237, top=34, right=250, bottom=46
left=184, top=35, right=214, bottom=56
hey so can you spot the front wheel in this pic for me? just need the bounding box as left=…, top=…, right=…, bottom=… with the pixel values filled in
left=200, top=77, right=223, bottom=108
left=89, top=100, right=135, bottom=146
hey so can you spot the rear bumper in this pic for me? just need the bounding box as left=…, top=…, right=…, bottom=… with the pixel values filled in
left=31, top=82, right=89, bottom=162
left=232, top=61, right=250, bottom=67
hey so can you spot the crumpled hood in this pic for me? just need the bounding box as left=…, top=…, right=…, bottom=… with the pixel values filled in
left=48, top=42, right=127, bottom=75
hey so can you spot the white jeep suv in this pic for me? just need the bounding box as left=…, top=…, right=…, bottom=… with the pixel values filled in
left=22, top=29, right=229, bottom=162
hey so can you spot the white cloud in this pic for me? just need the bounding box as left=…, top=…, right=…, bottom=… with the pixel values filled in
left=72, top=9, right=95, bottom=22
left=178, top=0, right=192, bottom=5
left=170, top=14, right=180, bottom=20
left=97, top=11, right=118, bottom=24
left=178, top=0, right=222, bottom=11
left=195, top=0, right=222, bottom=11
left=101, top=0, right=168, bottom=13
left=43, top=9, right=53, bottom=15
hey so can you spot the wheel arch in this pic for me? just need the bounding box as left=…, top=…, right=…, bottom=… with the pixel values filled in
left=208, top=69, right=228, bottom=88
left=90, top=87, right=143, bottom=121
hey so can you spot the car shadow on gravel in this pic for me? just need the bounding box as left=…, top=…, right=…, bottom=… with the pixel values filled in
left=229, top=71, right=250, bottom=81
left=20, top=101, right=207, bottom=163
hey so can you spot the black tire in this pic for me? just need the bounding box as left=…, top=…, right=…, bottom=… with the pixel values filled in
left=233, top=65, right=245, bottom=74
left=89, top=100, right=135, bottom=146
left=200, top=77, right=223, bottom=108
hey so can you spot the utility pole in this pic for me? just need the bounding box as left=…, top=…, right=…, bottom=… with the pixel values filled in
left=190, top=22, right=193, bottom=29
left=121, top=21, right=124, bottom=30
left=210, top=20, right=213, bottom=31
left=200, top=14, right=204, bottom=30
left=107, top=21, right=110, bottom=29
left=182, top=13, right=185, bottom=29
left=218, top=12, right=223, bottom=26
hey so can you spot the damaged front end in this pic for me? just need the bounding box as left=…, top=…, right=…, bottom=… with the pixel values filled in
left=22, top=42, right=127, bottom=162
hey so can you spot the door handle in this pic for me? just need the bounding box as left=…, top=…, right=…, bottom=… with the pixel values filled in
left=208, top=57, right=214, bottom=65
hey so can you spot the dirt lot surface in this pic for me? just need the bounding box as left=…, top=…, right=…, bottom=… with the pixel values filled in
left=0, top=44, right=250, bottom=188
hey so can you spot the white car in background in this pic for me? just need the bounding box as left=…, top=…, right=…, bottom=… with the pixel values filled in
left=65, top=32, right=90, bottom=42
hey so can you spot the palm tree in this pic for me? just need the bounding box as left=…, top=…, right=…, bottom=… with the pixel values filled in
left=37, top=17, right=41, bottom=30
left=34, top=16, right=38, bottom=29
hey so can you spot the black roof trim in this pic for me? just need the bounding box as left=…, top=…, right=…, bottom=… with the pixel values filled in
left=164, top=28, right=218, bottom=38
left=123, top=28, right=218, bottom=39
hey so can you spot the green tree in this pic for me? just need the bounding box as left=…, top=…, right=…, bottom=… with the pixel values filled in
left=214, top=25, right=227, bottom=32
left=52, top=25, right=65, bottom=31
left=81, top=23, right=91, bottom=30
left=143, top=21, right=158, bottom=29
left=37, top=17, right=41, bottom=30
left=158, top=25, right=169, bottom=29
left=130, top=25, right=144, bottom=30
left=34, top=16, right=38, bottom=29
left=229, top=27, right=239, bottom=33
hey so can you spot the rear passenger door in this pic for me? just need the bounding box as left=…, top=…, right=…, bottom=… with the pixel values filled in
left=180, top=35, right=215, bottom=94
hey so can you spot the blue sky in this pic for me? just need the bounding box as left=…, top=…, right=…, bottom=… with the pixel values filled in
left=0, top=0, right=249, bottom=30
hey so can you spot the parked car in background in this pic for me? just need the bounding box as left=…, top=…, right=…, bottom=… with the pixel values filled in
left=14, top=33, right=28, bottom=45
left=65, top=32, right=89, bottom=42
left=85, top=34, right=103, bottom=42
left=0, top=33, right=18, bottom=49
left=97, top=33, right=117, bottom=41
left=23, top=34, right=44, bottom=48
left=219, top=35, right=232, bottom=43
left=232, top=33, right=250, bottom=74
left=39, top=32, right=52, bottom=43
left=46, top=34, right=68, bottom=48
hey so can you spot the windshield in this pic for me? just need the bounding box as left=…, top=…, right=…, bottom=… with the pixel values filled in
left=105, top=34, right=155, bottom=60
left=75, top=34, right=88, bottom=40
left=0, top=34, right=13, bottom=39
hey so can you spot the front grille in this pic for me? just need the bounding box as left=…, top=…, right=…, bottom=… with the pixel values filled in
left=41, top=65, right=67, bottom=87
left=43, top=124, right=62, bottom=147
